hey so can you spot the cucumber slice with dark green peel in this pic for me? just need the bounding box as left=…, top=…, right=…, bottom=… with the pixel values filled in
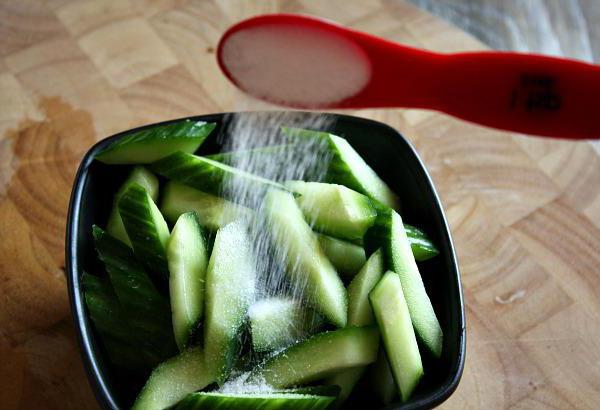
left=167, top=212, right=209, bottom=351
left=285, top=181, right=376, bottom=241
left=118, top=183, right=170, bottom=280
left=204, top=220, right=256, bottom=385
left=370, top=271, right=424, bottom=402
left=96, top=120, right=215, bottom=164
left=282, top=128, right=400, bottom=210
left=368, top=348, right=397, bottom=405
left=92, top=226, right=175, bottom=364
left=317, top=234, right=366, bottom=279
left=249, top=297, right=322, bottom=353
left=249, top=326, right=379, bottom=389
left=82, top=273, right=149, bottom=370
left=151, top=152, right=287, bottom=207
left=405, top=224, right=440, bottom=261
left=365, top=208, right=443, bottom=357
left=175, top=392, right=335, bottom=410
left=160, top=181, right=250, bottom=229
left=324, top=250, right=385, bottom=401
left=106, top=166, right=159, bottom=247
left=279, top=385, right=341, bottom=397
left=261, top=189, right=347, bottom=328
left=132, top=347, right=215, bottom=410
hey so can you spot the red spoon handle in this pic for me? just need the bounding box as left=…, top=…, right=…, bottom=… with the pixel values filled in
left=438, top=52, right=600, bottom=139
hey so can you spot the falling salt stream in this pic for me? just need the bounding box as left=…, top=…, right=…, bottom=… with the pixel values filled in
left=216, top=107, right=335, bottom=393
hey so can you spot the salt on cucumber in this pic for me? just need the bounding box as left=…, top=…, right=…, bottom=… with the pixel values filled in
left=250, top=326, right=379, bottom=388
left=175, top=392, right=335, bottom=410
left=261, top=189, right=347, bottom=328
left=132, top=347, right=215, bottom=410
left=118, top=183, right=170, bottom=280
left=324, top=249, right=385, bottom=401
left=285, top=181, right=376, bottom=241
left=365, top=208, right=443, bottom=358
left=370, top=271, right=424, bottom=402
left=282, top=128, right=400, bottom=210
left=317, top=234, right=366, bottom=279
left=96, top=120, right=215, bottom=164
left=106, top=166, right=158, bottom=247
left=206, top=144, right=295, bottom=167
left=248, top=297, right=322, bottom=352
left=160, top=181, right=250, bottom=230
left=204, top=220, right=256, bottom=385
left=167, top=212, right=209, bottom=351
left=151, top=152, right=287, bottom=206
left=92, top=226, right=175, bottom=365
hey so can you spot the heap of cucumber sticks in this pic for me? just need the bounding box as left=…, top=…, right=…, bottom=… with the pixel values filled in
left=85, top=120, right=443, bottom=410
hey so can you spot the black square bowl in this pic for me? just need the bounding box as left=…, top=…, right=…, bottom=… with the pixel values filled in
left=66, top=112, right=465, bottom=410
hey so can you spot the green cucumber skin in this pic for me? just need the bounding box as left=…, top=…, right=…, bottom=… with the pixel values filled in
left=281, top=128, right=400, bottom=210
left=132, top=347, right=215, bottom=410
left=203, top=220, right=256, bottom=385
left=160, top=181, right=250, bottom=229
left=365, top=208, right=443, bottom=358
left=405, top=224, right=440, bottom=261
left=106, top=166, right=159, bottom=247
left=118, top=183, right=170, bottom=280
left=262, top=189, right=348, bottom=328
left=96, top=120, right=215, bottom=164
left=151, top=152, right=287, bottom=206
left=370, top=271, right=424, bottom=402
left=206, top=144, right=294, bottom=165
left=176, top=393, right=335, bottom=410
left=92, top=226, right=175, bottom=365
left=167, top=212, right=209, bottom=351
left=251, top=326, right=379, bottom=389
left=82, top=273, right=149, bottom=370
left=317, top=234, right=366, bottom=279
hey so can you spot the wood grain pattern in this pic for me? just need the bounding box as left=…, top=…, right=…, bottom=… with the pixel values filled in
left=0, top=0, right=599, bottom=409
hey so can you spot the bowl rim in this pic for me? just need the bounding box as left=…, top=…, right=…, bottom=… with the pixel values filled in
left=65, top=111, right=466, bottom=410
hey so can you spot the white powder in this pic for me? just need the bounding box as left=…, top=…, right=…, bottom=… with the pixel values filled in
left=221, top=23, right=371, bottom=106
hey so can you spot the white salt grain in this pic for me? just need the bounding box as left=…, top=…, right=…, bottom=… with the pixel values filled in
left=221, top=23, right=371, bottom=106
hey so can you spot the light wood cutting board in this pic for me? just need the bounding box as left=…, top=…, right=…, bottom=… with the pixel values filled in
left=1, top=0, right=599, bottom=408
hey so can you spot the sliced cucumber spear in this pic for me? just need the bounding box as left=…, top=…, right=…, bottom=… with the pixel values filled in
left=82, top=273, right=148, bottom=370
left=132, top=347, right=215, bottom=410
left=249, top=326, right=379, bottom=389
left=151, top=152, right=287, bottom=207
left=317, top=234, right=366, bottom=279
left=206, top=144, right=295, bottom=166
left=118, top=183, right=170, bottom=281
left=368, top=348, right=397, bottom=405
left=160, top=181, right=250, bottom=229
left=261, top=189, right=347, bottom=328
left=175, top=392, right=335, bottom=410
left=249, top=297, right=322, bottom=353
left=370, top=271, right=424, bottom=402
left=204, top=220, right=256, bottom=385
left=285, top=181, right=376, bottom=241
left=325, top=250, right=385, bottom=401
left=92, top=226, right=175, bottom=365
left=96, top=120, right=215, bottom=164
left=405, top=223, right=440, bottom=261
left=106, top=166, right=158, bottom=247
left=282, top=128, right=400, bottom=210
left=365, top=208, right=443, bottom=358
left=167, top=212, right=209, bottom=351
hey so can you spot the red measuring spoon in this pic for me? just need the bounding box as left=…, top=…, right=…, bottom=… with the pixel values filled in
left=217, top=14, right=600, bottom=140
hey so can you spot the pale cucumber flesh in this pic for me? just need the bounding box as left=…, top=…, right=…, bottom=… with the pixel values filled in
left=317, top=234, right=366, bottom=279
